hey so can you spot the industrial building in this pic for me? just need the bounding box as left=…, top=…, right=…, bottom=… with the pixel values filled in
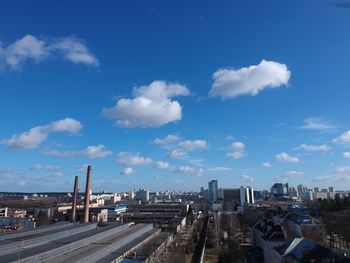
left=0, top=221, right=169, bottom=263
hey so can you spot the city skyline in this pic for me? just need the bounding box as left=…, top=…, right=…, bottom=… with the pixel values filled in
left=2, top=1, right=350, bottom=192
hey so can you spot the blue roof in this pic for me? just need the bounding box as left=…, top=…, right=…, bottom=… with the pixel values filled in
left=120, top=259, right=143, bottom=263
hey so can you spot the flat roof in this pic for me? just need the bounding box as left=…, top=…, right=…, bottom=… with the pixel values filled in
left=0, top=223, right=120, bottom=263
left=48, top=224, right=155, bottom=263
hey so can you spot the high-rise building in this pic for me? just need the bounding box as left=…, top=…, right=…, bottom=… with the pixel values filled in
left=297, top=184, right=308, bottom=198
left=200, top=187, right=209, bottom=200
left=135, top=189, right=149, bottom=203
left=208, top=180, right=218, bottom=202
left=314, top=187, right=319, bottom=193
left=240, top=186, right=254, bottom=204
left=271, top=183, right=289, bottom=197
left=288, top=186, right=298, bottom=199
left=328, top=187, right=334, bottom=193
left=321, top=188, right=328, bottom=193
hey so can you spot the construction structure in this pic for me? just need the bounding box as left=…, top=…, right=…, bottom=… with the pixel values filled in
left=83, top=165, right=92, bottom=223
left=71, top=176, right=78, bottom=223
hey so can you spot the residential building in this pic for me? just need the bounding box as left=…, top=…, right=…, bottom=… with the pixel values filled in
left=240, top=186, right=254, bottom=204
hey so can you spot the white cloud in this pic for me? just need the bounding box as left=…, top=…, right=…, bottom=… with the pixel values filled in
left=241, top=174, right=254, bottom=182
left=178, top=140, right=208, bottom=151
left=298, top=117, right=335, bottom=131
left=312, top=166, right=350, bottom=182
left=50, top=172, right=65, bottom=177
left=117, top=152, right=152, bottom=166
left=1, top=118, right=83, bottom=149
left=276, top=171, right=303, bottom=181
left=332, top=166, right=350, bottom=181
left=227, top=151, right=245, bottom=159
left=209, top=60, right=290, bottom=99
left=49, top=37, right=99, bottom=66
left=295, top=144, right=330, bottom=152
left=175, top=166, right=204, bottom=177
left=120, top=167, right=134, bottom=176
left=343, top=152, right=350, bottom=158
left=152, top=134, right=181, bottom=145
left=102, top=81, right=189, bottom=128
left=30, top=164, right=61, bottom=172
left=45, top=144, right=112, bottom=159
left=0, top=35, right=48, bottom=70
left=227, top=141, right=246, bottom=159
left=228, top=141, right=245, bottom=150
left=276, top=152, right=299, bottom=163
left=167, top=139, right=208, bottom=159
left=48, top=118, right=83, bottom=134
left=207, top=166, right=232, bottom=171
left=261, top=162, right=272, bottom=168
left=85, top=145, right=112, bottom=159
left=0, top=35, right=99, bottom=70
left=333, top=130, right=350, bottom=144
left=189, top=159, right=204, bottom=167
left=154, top=161, right=171, bottom=170
left=167, top=149, right=188, bottom=159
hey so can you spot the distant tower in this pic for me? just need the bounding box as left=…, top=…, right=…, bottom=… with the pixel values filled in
left=208, top=180, right=218, bottom=202
left=71, top=176, right=79, bottom=223
left=83, top=166, right=92, bottom=223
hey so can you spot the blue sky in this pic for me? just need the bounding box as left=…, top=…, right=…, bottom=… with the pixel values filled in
left=1, top=0, right=350, bottom=192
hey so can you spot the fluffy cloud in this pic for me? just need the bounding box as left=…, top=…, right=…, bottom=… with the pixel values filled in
left=117, top=152, right=152, bottom=166
left=1, top=118, right=83, bottom=149
left=209, top=60, right=290, bottom=99
left=49, top=37, right=99, bottom=66
left=276, top=171, right=303, bottom=181
left=153, top=134, right=180, bottom=145
left=241, top=174, right=254, bottom=182
left=178, top=140, right=208, bottom=151
left=343, top=152, right=350, bottom=158
left=175, top=166, right=204, bottom=177
left=261, top=162, right=272, bottom=168
left=120, top=167, right=134, bottom=176
left=227, top=141, right=246, bottom=159
left=295, top=144, right=330, bottom=152
left=154, top=161, right=171, bottom=170
left=227, top=151, right=245, bottom=159
left=168, top=139, right=208, bottom=159
left=228, top=141, right=245, bottom=150
left=298, top=117, right=335, bottom=131
left=48, top=118, right=83, bottom=134
left=167, top=149, right=188, bottom=159
left=102, top=81, right=189, bottom=128
left=276, top=152, right=299, bottom=163
left=0, top=35, right=99, bottom=70
left=45, top=145, right=112, bottom=159
left=333, top=130, right=350, bottom=144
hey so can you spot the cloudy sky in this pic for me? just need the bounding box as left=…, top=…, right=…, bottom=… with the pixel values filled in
left=1, top=1, right=350, bottom=192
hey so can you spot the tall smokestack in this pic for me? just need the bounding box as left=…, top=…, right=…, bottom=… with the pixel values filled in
left=71, top=176, right=78, bottom=223
left=83, top=165, right=92, bottom=223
